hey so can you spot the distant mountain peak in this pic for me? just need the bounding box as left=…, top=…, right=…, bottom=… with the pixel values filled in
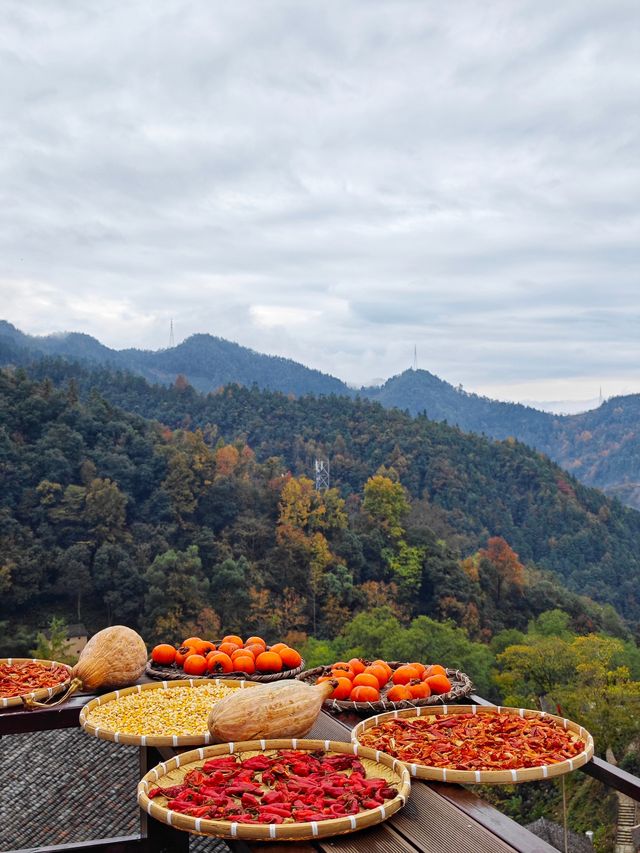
left=3, top=319, right=640, bottom=512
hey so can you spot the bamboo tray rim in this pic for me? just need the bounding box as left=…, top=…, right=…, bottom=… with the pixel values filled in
left=297, top=663, right=473, bottom=713
left=79, top=678, right=258, bottom=746
left=0, top=657, right=72, bottom=709
left=351, top=704, right=594, bottom=784
left=137, top=737, right=411, bottom=841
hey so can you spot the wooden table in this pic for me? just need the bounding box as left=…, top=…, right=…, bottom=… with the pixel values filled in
left=1, top=690, right=558, bottom=853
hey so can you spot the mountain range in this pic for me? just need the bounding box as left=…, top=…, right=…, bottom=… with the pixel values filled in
left=2, top=319, right=639, bottom=509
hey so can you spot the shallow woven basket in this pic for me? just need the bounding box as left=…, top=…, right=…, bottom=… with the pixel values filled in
left=138, top=737, right=411, bottom=842
left=79, top=678, right=258, bottom=747
left=351, top=704, right=594, bottom=784
left=0, top=658, right=72, bottom=709
left=146, top=648, right=305, bottom=683
left=297, top=662, right=472, bottom=714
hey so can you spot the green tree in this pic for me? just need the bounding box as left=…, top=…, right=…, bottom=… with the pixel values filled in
left=208, top=556, right=251, bottom=632
left=495, top=625, right=640, bottom=755
left=56, top=543, right=93, bottom=620
left=384, top=541, right=424, bottom=605
left=362, top=474, right=409, bottom=540
left=161, top=452, right=197, bottom=523
left=30, top=616, right=75, bottom=664
left=143, top=545, right=208, bottom=642
left=92, top=543, right=142, bottom=625
left=84, top=478, right=127, bottom=542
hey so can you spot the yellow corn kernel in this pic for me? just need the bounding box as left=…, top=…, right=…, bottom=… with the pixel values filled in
left=86, top=682, right=238, bottom=736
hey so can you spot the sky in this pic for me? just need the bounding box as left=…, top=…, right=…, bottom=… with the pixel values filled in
left=1, top=1, right=639, bottom=407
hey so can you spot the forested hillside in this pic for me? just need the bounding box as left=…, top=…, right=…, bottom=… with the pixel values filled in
left=366, top=368, right=640, bottom=509
left=4, top=321, right=640, bottom=510
left=2, top=365, right=640, bottom=644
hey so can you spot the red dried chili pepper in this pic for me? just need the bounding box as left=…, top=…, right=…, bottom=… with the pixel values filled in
left=0, top=662, right=69, bottom=698
left=149, top=749, right=399, bottom=825
left=359, top=712, right=585, bottom=771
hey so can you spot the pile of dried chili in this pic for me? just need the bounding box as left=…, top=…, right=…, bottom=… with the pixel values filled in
left=0, top=661, right=70, bottom=699
left=148, top=749, right=398, bottom=823
left=358, top=712, right=586, bottom=771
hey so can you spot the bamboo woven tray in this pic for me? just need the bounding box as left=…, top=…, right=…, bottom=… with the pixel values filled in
left=146, top=657, right=305, bottom=683
left=351, top=704, right=594, bottom=784
left=297, top=663, right=472, bottom=713
left=0, top=658, right=72, bottom=709
left=138, top=738, right=411, bottom=842
left=79, top=678, right=257, bottom=746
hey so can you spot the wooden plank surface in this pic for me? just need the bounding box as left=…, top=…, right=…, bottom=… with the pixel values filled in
left=391, top=783, right=518, bottom=853
left=228, top=712, right=519, bottom=853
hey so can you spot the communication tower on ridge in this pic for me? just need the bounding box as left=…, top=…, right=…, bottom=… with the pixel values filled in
left=169, top=319, right=175, bottom=348
left=315, top=459, right=330, bottom=491
left=413, top=345, right=417, bottom=371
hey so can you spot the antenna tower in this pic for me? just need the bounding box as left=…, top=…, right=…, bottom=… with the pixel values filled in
left=413, top=345, right=417, bottom=371
left=169, top=319, right=175, bottom=348
left=315, top=459, right=330, bottom=491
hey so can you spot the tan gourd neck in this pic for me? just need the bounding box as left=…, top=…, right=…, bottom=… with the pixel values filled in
left=22, top=677, right=83, bottom=710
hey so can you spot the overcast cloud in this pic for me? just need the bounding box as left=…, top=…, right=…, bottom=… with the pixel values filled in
left=1, top=1, right=639, bottom=402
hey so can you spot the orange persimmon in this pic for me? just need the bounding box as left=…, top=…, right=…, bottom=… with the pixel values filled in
left=206, top=651, right=234, bottom=674
left=372, top=660, right=392, bottom=679
left=350, top=685, right=380, bottom=703
left=330, top=677, right=353, bottom=700
left=331, top=667, right=354, bottom=681
left=386, top=684, right=413, bottom=702
left=425, top=674, right=452, bottom=694
left=151, top=644, right=177, bottom=666
left=392, top=665, right=421, bottom=685
left=279, top=647, right=302, bottom=669
left=231, top=653, right=256, bottom=674
left=255, top=651, right=283, bottom=672
left=352, top=672, right=381, bottom=689
left=408, top=680, right=432, bottom=699
left=364, top=664, right=390, bottom=687
left=423, top=664, right=447, bottom=679
left=183, top=654, right=208, bottom=676
left=175, top=644, right=198, bottom=667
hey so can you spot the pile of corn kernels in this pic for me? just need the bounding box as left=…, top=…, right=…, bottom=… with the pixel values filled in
left=86, top=682, right=238, bottom=736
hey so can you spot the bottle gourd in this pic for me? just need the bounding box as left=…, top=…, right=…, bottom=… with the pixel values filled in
left=208, top=679, right=335, bottom=742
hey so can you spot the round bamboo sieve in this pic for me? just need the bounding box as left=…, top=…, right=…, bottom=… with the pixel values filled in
left=79, top=678, right=257, bottom=747
left=351, top=704, right=594, bottom=784
left=137, top=738, right=411, bottom=841
left=0, top=658, right=72, bottom=708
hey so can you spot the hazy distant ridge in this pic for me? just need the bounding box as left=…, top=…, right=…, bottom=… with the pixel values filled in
left=2, top=320, right=640, bottom=509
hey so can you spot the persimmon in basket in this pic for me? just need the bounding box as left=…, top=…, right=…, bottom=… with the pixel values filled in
left=315, top=658, right=450, bottom=703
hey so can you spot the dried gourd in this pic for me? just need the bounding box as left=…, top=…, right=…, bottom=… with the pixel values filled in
left=207, top=678, right=335, bottom=742
left=24, top=625, right=148, bottom=710
left=72, top=625, right=148, bottom=690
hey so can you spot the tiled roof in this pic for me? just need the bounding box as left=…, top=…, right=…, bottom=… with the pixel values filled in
left=525, top=817, right=594, bottom=853
left=0, top=728, right=228, bottom=851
